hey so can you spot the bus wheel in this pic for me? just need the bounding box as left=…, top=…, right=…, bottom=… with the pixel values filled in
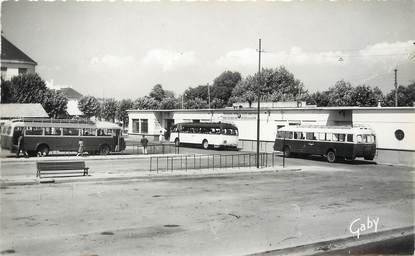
left=327, top=150, right=336, bottom=163
left=99, top=145, right=110, bottom=155
left=174, top=138, right=180, bottom=147
left=202, top=140, right=209, bottom=150
left=364, top=155, right=374, bottom=161
left=37, top=145, right=50, bottom=156
left=283, top=146, right=291, bottom=157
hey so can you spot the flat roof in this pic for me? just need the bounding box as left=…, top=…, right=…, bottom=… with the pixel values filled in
left=127, top=106, right=415, bottom=113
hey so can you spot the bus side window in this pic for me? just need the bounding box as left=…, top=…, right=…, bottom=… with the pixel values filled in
left=318, top=133, right=325, bottom=141
left=306, top=132, right=314, bottom=140
left=339, top=134, right=346, bottom=142
left=286, top=132, right=293, bottom=139
left=63, top=128, right=79, bottom=136
left=325, top=133, right=331, bottom=141
left=26, top=127, right=43, bottom=135
left=347, top=134, right=353, bottom=142
left=357, top=135, right=362, bottom=143
left=333, top=133, right=339, bottom=141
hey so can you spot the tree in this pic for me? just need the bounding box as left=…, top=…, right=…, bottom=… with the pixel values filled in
left=1, top=79, right=14, bottom=103
left=160, top=97, right=179, bottom=109
left=10, top=73, right=48, bottom=103
left=101, top=98, right=118, bottom=122
left=149, top=84, right=166, bottom=101
left=41, top=89, right=68, bottom=118
left=326, top=80, right=354, bottom=106
left=231, top=66, right=306, bottom=105
left=133, top=96, right=160, bottom=110
left=116, top=99, right=134, bottom=128
left=349, top=85, right=384, bottom=107
left=211, top=71, right=242, bottom=106
left=384, top=82, right=415, bottom=106
left=78, top=96, right=101, bottom=118
left=184, top=85, right=209, bottom=101
left=184, top=97, right=208, bottom=109
left=307, top=91, right=330, bottom=106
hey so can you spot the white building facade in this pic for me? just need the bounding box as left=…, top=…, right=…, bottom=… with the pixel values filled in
left=128, top=105, right=415, bottom=166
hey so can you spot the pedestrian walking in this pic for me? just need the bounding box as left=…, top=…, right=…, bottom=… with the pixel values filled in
left=16, top=128, right=28, bottom=158
left=141, top=135, right=148, bottom=154
left=77, top=139, right=85, bottom=156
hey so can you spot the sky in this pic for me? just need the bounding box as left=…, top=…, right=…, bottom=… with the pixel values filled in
left=2, top=1, right=414, bottom=99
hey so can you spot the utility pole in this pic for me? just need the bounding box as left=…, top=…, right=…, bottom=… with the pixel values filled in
left=394, top=68, right=398, bottom=107
left=207, top=83, right=211, bottom=109
left=256, top=39, right=263, bottom=168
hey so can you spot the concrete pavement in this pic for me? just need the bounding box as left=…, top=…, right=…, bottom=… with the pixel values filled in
left=1, top=159, right=413, bottom=255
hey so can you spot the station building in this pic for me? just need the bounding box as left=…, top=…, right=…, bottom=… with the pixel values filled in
left=127, top=102, right=415, bottom=166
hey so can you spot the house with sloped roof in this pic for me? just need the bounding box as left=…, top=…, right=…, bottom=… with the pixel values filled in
left=1, top=35, right=37, bottom=81
left=58, top=87, right=84, bottom=117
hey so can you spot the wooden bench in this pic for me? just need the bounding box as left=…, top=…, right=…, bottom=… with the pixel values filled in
left=36, top=161, right=89, bottom=178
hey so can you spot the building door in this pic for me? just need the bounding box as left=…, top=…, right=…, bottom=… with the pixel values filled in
left=165, top=119, right=175, bottom=140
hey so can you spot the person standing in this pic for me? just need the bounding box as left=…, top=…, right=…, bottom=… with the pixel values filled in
left=141, top=135, right=148, bottom=154
left=77, top=139, right=84, bottom=156
left=16, top=128, right=28, bottom=158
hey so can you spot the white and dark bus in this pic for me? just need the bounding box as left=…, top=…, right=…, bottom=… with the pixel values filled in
left=273, top=125, right=376, bottom=163
left=169, top=122, right=239, bottom=149
left=1, top=118, right=126, bottom=156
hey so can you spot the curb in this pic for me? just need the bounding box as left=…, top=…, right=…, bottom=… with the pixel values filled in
left=248, top=226, right=414, bottom=256
left=0, top=167, right=301, bottom=187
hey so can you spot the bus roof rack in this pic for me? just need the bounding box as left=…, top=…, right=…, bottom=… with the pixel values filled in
left=11, top=118, right=95, bottom=125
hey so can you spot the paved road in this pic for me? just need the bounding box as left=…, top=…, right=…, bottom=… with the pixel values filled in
left=1, top=158, right=413, bottom=255
left=1, top=147, right=380, bottom=179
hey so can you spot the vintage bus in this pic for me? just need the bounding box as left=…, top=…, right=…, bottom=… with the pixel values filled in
left=273, top=125, right=376, bottom=163
left=0, top=118, right=126, bottom=156
left=169, top=122, right=239, bottom=149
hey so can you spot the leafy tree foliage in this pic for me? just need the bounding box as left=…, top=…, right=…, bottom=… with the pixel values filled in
left=184, top=85, right=208, bottom=102
left=211, top=71, right=242, bottom=106
left=184, top=97, right=208, bottom=109
left=133, top=96, right=161, bottom=110
left=116, top=99, right=134, bottom=128
left=101, top=98, right=118, bottom=122
left=231, top=66, right=306, bottom=106
left=42, top=89, right=68, bottom=118
left=349, top=85, right=383, bottom=107
left=160, top=97, right=179, bottom=109
left=384, top=82, right=415, bottom=106
left=11, top=73, right=48, bottom=103
left=78, top=96, right=101, bottom=118
left=306, top=91, right=330, bottom=106
left=325, top=80, right=354, bottom=106
left=1, top=79, right=14, bottom=103
left=3, top=73, right=68, bottom=118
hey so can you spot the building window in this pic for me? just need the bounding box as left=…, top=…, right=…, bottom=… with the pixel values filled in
left=132, top=119, right=140, bottom=133
left=395, top=129, right=404, bottom=141
left=141, top=119, right=148, bottom=133
left=18, top=68, right=27, bottom=75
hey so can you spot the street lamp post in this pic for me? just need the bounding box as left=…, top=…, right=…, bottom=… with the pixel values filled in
left=256, top=39, right=262, bottom=168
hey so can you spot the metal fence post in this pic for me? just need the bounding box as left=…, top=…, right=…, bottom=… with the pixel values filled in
left=166, top=157, right=169, bottom=172
left=150, top=157, right=152, bottom=172
left=231, top=155, right=234, bottom=168
left=185, top=155, right=187, bottom=172
left=194, top=154, right=196, bottom=169
left=213, top=155, right=214, bottom=170
left=220, top=155, right=222, bottom=169
left=156, top=157, right=159, bottom=173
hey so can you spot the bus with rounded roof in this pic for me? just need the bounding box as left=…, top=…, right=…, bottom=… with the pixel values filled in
left=273, top=125, right=376, bottom=163
left=169, top=122, right=239, bottom=149
left=0, top=118, right=125, bottom=156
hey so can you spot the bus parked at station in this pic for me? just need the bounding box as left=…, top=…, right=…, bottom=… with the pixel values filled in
left=273, top=125, right=376, bottom=163
left=0, top=118, right=125, bottom=156
left=169, top=122, right=239, bottom=149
